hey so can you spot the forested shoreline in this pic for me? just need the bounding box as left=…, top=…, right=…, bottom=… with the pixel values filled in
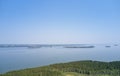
left=0, top=60, right=120, bottom=76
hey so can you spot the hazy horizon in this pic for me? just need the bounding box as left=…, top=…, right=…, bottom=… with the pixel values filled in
left=0, top=0, right=120, bottom=44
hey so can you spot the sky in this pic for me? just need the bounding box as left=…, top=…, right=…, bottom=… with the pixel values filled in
left=0, top=0, right=120, bottom=44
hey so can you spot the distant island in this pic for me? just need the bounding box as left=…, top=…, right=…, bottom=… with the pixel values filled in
left=105, top=46, right=111, bottom=48
left=0, top=60, right=120, bottom=76
left=64, top=45, right=95, bottom=48
left=0, top=44, right=95, bottom=49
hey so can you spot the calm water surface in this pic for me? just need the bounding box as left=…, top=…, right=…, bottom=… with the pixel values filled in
left=0, top=44, right=120, bottom=73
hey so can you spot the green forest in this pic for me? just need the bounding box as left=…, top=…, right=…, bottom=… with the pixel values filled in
left=0, top=60, right=120, bottom=76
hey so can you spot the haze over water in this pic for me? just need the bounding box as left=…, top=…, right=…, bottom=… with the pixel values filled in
left=0, top=44, right=120, bottom=73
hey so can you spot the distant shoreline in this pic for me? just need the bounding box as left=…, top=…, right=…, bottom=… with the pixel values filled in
left=0, top=44, right=95, bottom=48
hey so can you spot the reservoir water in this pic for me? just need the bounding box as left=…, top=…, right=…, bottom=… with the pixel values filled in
left=0, top=44, right=120, bottom=73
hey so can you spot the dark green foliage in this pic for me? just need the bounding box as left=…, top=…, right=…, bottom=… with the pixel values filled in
left=50, top=60, right=120, bottom=76
left=0, top=60, right=120, bottom=76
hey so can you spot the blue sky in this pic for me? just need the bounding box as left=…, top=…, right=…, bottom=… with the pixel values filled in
left=0, top=0, right=120, bottom=44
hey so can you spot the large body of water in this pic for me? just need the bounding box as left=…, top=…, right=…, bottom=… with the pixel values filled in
left=0, top=44, right=120, bottom=73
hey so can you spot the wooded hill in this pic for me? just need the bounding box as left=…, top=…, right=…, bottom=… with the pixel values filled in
left=0, top=60, right=120, bottom=76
